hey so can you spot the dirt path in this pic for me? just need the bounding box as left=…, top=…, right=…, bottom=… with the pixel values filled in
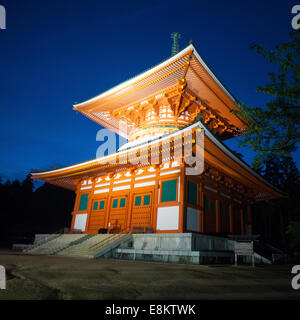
left=0, top=250, right=298, bottom=300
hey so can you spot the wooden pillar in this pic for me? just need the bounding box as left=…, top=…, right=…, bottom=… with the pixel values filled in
left=73, top=180, right=81, bottom=212
left=70, top=183, right=81, bottom=231
left=178, top=165, right=185, bottom=233
left=229, top=195, right=234, bottom=233
left=199, top=180, right=204, bottom=233
left=126, top=168, right=135, bottom=232
left=216, top=199, right=220, bottom=233
left=247, top=202, right=252, bottom=235
left=104, top=173, right=114, bottom=231
left=152, top=164, right=160, bottom=232
left=84, top=177, right=96, bottom=233
left=240, top=207, right=245, bottom=235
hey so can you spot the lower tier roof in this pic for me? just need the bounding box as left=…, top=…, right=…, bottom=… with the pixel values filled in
left=31, top=121, right=285, bottom=201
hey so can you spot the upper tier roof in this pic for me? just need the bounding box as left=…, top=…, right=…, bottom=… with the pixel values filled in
left=73, top=44, right=245, bottom=138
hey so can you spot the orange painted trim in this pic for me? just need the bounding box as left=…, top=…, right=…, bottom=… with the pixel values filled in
left=104, top=174, right=115, bottom=230
left=152, top=164, right=160, bottom=232
left=126, top=169, right=136, bottom=229
left=156, top=230, right=179, bottom=234
left=178, top=166, right=185, bottom=233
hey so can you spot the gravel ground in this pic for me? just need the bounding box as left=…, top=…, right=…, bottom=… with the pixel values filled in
left=0, top=250, right=299, bottom=300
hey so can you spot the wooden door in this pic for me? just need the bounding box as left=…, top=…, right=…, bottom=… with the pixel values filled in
left=233, top=206, right=241, bottom=234
left=108, top=195, right=128, bottom=233
left=87, top=198, right=106, bottom=234
left=131, top=191, right=153, bottom=231
left=204, top=194, right=216, bottom=233
left=220, top=201, right=230, bottom=234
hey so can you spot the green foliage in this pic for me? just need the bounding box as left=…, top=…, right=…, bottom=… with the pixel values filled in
left=0, top=174, right=75, bottom=245
left=257, top=157, right=300, bottom=193
left=252, top=157, right=300, bottom=251
left=231, top=30, right=300, bottom=169
left=286, top=221, right=300, bottom=256
left=21, top=174, right=34, bottom=193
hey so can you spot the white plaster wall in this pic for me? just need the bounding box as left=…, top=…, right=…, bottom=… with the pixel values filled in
left=74, top=214, right=87, bottom=232
left=186, top=207, right=199, bottom=232
left=134, top=181, right=155, bottom=188
left=112, top=185, right=130, bottom=191
left=156, top=206, right=179, bottom=230
left=94, top=188, right=109, bottom=194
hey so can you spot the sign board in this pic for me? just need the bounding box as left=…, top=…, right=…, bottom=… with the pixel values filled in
left=234, top=241, right=253, bottom=256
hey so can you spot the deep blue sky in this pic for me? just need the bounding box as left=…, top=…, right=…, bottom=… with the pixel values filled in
left=0, top=0, right=299, bottom=184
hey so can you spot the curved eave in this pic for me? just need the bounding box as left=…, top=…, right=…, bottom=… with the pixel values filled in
left=198, top=122, right=286, bottom=200
left=32, top=121, right=285, bottom=200
left=31, top=122, right=201, bottom=180
left=73, top=44, right=237, bottom=109
left=72, top=44, right=245, bottom=137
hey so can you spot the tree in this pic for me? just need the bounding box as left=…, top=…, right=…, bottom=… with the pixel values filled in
left=286, top=221, right=300, bottom=258
left=252, top=157, right=300, bottom=252
left=259, top=157, right=300, bottom=193
left=0, top=173, right=75, bottom=245
left=232, top=30, right=300, bottom=169
left=21, top=174, right=34, bottom=193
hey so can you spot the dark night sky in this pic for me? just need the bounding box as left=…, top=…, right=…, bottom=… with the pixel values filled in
left=0, top=0, right=299, bottom=185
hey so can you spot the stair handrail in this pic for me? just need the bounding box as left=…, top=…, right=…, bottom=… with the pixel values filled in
left=88, top=234, right=121, bottom=250
left=92, top=233, right=132, bottom=258
left=51, top=234, right=96, bottom=255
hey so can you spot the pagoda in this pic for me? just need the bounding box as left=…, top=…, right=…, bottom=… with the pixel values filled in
left=32, top=40, right=283, bottom=235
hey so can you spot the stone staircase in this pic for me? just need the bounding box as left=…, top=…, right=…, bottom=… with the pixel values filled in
left=25, top=234, right=87, bottom=255
left=22, top=234, right=60, bottom=253
left=56, top=234, right=131, bottom=258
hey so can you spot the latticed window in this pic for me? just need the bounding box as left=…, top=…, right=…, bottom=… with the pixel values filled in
left=92, top=200, right=105, bottom=211
left=78, top=194, right=88, bottom=211
left=161, top=179, right=177, bottom=202
left=135, top=196, right=142, bottom=206
left=112, top=198, right=118, bottom=208
left=93, top=201, right=98, bottom=210
left=187, top=181, right=197, bottom=204
left=134, top=194, right=151, bottom=206
left=143, top=195, right=151, bottom=205
left=99, top=200, right=105, bottom=210
left=120, top=198, right=126, bottom=208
